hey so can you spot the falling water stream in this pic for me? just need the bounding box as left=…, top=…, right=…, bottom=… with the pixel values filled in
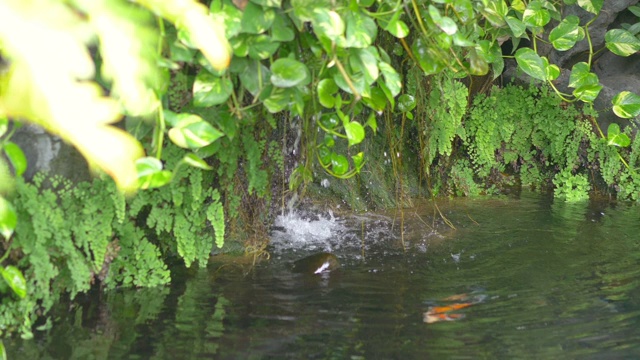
left=7, top=191, right=640, bottom=358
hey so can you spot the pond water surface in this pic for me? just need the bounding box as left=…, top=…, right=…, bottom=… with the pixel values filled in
left=7, top=192, right=640, bottom=358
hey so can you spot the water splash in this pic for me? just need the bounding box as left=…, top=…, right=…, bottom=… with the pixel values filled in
left=270, top=210, right=345, bottom=253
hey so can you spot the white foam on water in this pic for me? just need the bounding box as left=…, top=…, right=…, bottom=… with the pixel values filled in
left=270, top=211, right=345, bottom=252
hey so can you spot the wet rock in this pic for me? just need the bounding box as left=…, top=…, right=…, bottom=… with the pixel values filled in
left=292, top=253, right=340, bottom=275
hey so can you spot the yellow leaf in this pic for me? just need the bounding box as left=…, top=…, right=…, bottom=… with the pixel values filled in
left=136, top=0, right=231, bottom=71
left=0, top=1, right=144, bottom=192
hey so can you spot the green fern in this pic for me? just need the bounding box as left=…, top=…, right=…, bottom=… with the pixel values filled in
left=207, top=190, right=225, bottom=249
left=425, top=72, right=468, bottom=166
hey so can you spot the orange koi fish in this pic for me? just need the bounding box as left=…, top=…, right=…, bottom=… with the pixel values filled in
left=423, top=293, right=485, bottom=324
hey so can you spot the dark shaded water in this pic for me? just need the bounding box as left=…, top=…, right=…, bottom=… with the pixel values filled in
left=7, top=192, right=640, bottom=358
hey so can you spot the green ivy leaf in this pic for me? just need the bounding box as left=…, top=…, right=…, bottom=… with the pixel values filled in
left=240, top=2, right=275, bottom=34
left=3, top=142, right=27, bottom=177
left=546, top=62, right=560, bottom=81
left=468, top=47, right=489, bottom=75
left=429, top=5, right=458, bottom=35
left=365, top=112, right=378, bottom=133
left=210, top=0, right=243, bottom=38
left=629, top=5, right=640, bottom=17
left=331, top=153, right=349, bottom=175
left=0, top=196, right=17, bottom=239
left=412, top=37, right=445, bottom=75
left=505, top=16, right=526, bottom=38
left=247, top=34, right=280, bottom=59
left=577, top=0, right=603, bottom=15
left=607, top=123, right=631, bottom=147
left=352, top=152, right=365, bottom=169
left=323, top=134, right=335, bottom=148
left=344, top=121, right=365, bottom=146
left=379, top=61, right=401, bottom=96
left=568, top=62, right=599, bottom=88
left=480, top=0, right=508, bottom=27
left=271, top=13, right=295, bottom=42
left=182, top=153, right=213, bottom=170
left=263, top=87, right=290, bottom=113
left=573, top=84, right=602, bottom=102
left=397, top=94, right=416, bottom=113
left=0, top=266, right=27, bottom=298
left=270, top=58, right=310, bottom=88
left=549, top=15, right=581, bottom=51
left=612, top=91, right=640, bottom=118
left=318, top=145, right=331, bottom=164
left=514, top=48, right=546, bottom=80
left=317, top=78, right=339, bottom=108
left=352, top=47, right=380, bottom=84
left=136, top=157, right=172, bottom=189
left=193, top=71, right=233, bottom=107
left=523, top=1, right=551, bottom=28
left=239, top=60, right=270, bottom=96
left=605, top=29, right=640, bottom=57
left=363, top=87, right=387, bottom=112
left=346, top=11, right=378, bottom=48
left=169, top=120, right=224, bottom=149
left=312, top=9, right=345, bottom=42
left=384, top=15, right=409, bottom=38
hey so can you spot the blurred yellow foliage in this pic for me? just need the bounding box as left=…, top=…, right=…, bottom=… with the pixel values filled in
left=0, top=0, right=230, bottom=192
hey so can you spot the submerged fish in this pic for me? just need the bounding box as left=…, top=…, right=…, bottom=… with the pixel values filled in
left=423, top=293, right=486, bottom=324
left=292, top=252, right=340, bottom=275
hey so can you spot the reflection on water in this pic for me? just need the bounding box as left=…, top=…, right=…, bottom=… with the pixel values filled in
left=7, top=192, right=640, bottom=358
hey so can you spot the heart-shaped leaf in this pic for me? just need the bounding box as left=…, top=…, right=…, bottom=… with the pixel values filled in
left=169, top=119, right=224, bottom=149
left=505, top=16, right=526, bottom=37
left=136, top=157, right=172, bottom=189
left=331, top=153, right=349, bottom=175
left=549, top=15, right=582, bottom=51
left=612, top=91, right=640, bottom=118
left=240, top=2, right=275, bottom=34
left=573, top=84, right=602, bottom=102
left=270, top=58, right=310, bottom=88
left=384, top=15, right=409, bottom=38
left=607, top=123, right=630, bottom=147
left=379, top=61, right=401, bottom=96
left=523, top=1, right=551, bottom=28
left=569, top=62, right=599, bottom=88
left=397, top=94, right=416, bottom=113
left=605, top=29, right=640, bottom=57
left=193, top=70, right=233, bottom=107
left=317, top=79, right=339, bottom=108
left=345, top=11, right=378, bottom=48
left=515, top=48, right=546, bottom=80
left=345, top=121, right=365, bottom=146
left=429, top=5, right=458, bottom=35
left=352, top=152, right=365, bottom=169
left=577, top=0, right=603, bottom=15
left=312, top=9, right=345, bottom=42
left=480, top=0, right=508, bottom=27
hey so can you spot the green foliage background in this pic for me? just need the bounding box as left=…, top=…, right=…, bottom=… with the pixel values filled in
left=3, top=0, right=640, bottom=341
